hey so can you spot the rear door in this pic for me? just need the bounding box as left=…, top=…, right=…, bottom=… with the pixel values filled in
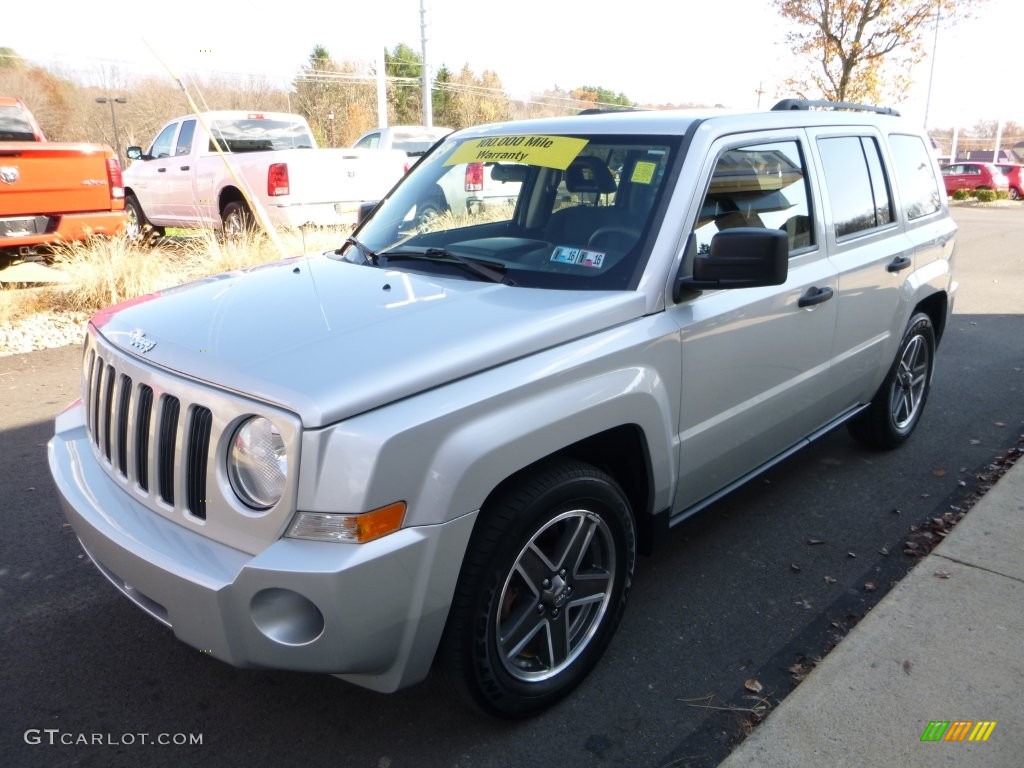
left=670, top=132, right=840, bottom=512
left=808, top=129, right=912, bottom=406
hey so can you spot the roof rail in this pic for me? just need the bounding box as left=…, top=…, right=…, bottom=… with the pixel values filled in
left=771, top=98, right=900, bottom=117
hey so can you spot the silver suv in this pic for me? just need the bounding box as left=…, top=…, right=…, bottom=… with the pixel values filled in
left=49, top=100, right=956, bottom=718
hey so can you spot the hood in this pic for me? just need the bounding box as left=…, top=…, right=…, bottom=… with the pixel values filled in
left=93, top=255, right=646, bottom=427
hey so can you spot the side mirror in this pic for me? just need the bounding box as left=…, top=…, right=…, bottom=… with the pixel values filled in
left=126, top=146, right=143, bottom=161
left=674, top=228, right=788, bottom=301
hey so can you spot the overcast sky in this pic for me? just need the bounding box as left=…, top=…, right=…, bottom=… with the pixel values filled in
left=4, top=0, right=1019, bottom=130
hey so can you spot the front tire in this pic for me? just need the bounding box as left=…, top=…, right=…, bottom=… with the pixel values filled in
left=848, top=312, right=936, bottom=449
left=439, top=460, right=636, bottom=718
left=124, top=194, right=163, bottom=245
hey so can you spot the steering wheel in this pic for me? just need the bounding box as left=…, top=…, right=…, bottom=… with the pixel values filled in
left=588, top=225, right=641, bottom=250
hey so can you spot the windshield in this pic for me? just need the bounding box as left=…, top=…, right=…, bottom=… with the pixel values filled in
left=335, top=131, right=679, bottom=290
left=208, top=118, right=314, bottom=152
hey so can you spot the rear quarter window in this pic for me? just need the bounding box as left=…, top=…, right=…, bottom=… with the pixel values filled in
left=887, top=134, right=942, bottom=220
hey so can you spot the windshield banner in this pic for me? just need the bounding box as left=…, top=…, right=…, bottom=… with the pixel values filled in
left=444, top=136, right=588, bottom=170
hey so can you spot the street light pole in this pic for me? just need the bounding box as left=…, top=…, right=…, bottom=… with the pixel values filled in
left=96, top=96, right=127, bottom=165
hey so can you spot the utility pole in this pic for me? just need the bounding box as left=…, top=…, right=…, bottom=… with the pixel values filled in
left=96, top=96, right=127, bottom=165
left=923, top=4, right=942, bottom=130
left=420, top=0, right=432, bottom=127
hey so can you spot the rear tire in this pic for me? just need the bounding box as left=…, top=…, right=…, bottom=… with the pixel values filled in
left=222, top=201, right=254, bottom=238
left=439, top=460, right=636, bottom=718
left=848, top=312, right=936, bottom=449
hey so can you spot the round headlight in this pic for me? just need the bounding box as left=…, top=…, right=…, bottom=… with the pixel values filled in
left=228, top=417, right=287, bottom=509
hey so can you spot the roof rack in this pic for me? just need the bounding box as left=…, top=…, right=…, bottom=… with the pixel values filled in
left=771, top=98, right=900, bottom=117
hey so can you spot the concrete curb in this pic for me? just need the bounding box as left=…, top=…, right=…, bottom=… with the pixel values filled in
left=718, top=459, right=1024, bottom=767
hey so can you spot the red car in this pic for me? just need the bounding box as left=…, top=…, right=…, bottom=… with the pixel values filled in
left=996, top=163, right=1023, bottom=200
left=940, top=162, right=1009, bottom=196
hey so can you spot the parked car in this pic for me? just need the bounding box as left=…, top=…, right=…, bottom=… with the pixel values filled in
left=50, top=99, right=956, bottom=718
left=353, top=125, right=452, bottom=158
left=940, top=161, right=1009, bottom=196
left=995, top=163, right=1023, bottom=199
left=123, top=111, right=408, bottom=237
left=0, top=96, right=126, bottom=265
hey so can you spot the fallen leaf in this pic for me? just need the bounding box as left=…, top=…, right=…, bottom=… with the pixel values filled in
left=790, top=563, right=802, bottom=573
left=994, top=421, right=1006, bottom=427
left=846, top=551, right=857, bottom=558
left=969, top=439, right=981, bottom=445
left=933, top=570, right=952, bottom=579
left=903, top=660, right=913, bottom=675
left=864, top=581, right=879, bottom=592
left=932, top=469, right=946, bottom=477
left=824, top=575, right=837, bottom=584
left=744, top=678, right=763, bottom=693
left=806, top=538, right=824, bottom=545
left=879, top=547, right=890, bottom=556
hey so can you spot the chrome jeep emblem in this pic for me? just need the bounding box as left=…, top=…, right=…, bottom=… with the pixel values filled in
left=128, top=328, right=156, bottom=354
left=0, top=166, right=19, bottom=184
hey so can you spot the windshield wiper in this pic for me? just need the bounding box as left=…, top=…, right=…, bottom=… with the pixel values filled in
left=339, top=236, right=378, bottom=264
left=380, top=247, right=515, bottom=285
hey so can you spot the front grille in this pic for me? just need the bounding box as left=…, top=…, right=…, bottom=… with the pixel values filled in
left=84, top=348, right=211, bottom=521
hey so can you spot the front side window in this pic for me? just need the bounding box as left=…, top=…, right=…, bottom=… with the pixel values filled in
left=149, top=122, right=177, bottom=159
left=817, top=136, right=894, bottom=238
left=888, top=134, right=942, bottom=220
left=693, top=140, right=813, bottom=255
left=337, top=133, right=679, bottom=291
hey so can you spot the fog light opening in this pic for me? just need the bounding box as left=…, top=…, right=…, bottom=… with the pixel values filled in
left=250, top=588, right=325, bottom=646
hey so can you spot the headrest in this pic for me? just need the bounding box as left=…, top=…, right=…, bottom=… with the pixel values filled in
left=565, top=156, right=617, bottom=194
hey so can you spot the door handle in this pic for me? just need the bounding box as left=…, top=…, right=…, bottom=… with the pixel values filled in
left=887, top=255, right=912, bottom=273
left=798, top=286, right=834, bottom=308
left=179, top=165, right=190, bottom=171
left=157, top=167, right=167, bottom=173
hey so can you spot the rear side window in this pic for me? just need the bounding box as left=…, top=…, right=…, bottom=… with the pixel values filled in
left=693, top=140, right=813, bottom=255
left=817, top=136, right=894, bottom=239
left=888, top=134, right=942, bottom=220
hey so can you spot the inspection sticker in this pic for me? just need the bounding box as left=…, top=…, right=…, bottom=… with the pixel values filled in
left=550, top=246, right=605, bottom=268
left=444, top=136, right=589, bottom=170
left=631, top=161, right=656, bottom=184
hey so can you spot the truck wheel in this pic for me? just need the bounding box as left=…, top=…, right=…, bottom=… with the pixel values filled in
left=222, top=201, right=254, bottom=238
left=439, top=460, right=636, bottom=717
left=124, top=195, right=163, bottom=246
left=848, top=312, right=935, bottom=449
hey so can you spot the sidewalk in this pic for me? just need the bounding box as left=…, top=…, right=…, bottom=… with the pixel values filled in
left=719, top=459, right=1024, bottom=767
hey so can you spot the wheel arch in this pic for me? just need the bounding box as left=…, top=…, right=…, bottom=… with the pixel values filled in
left=913, top=290, right=948, bottom=345
left=479, top=424, right=662, bottom=556
left=218, top=185, right=247, bottom=215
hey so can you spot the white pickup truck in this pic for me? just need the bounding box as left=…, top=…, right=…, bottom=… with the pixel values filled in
left=123, top=111, right=407, bottom=237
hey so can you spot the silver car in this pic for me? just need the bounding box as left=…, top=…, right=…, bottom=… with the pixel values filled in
left=49, top=100, right=956, bottom=717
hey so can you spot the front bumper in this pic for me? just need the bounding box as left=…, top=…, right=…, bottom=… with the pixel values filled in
left=48, top=402, right=476, bottom=693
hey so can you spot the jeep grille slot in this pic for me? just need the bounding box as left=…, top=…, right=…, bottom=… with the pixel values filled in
left=158, top=396, right=180, bottom=506
left=116, top=374, right=132, bottom=477
left=135, top=385, right=153, bottom=491
left=187, top=407, right=212, bottom=520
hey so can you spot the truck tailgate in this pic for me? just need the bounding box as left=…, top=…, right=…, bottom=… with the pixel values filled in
left=286, top=148, right=406, bottom=204
left=0, top=143, right=115, bottom=216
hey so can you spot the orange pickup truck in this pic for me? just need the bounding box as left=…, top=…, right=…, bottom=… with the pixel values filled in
left=0, top=96, right=127, bottom=263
